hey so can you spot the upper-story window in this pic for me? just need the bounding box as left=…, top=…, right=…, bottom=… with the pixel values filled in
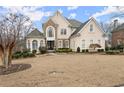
left=90, top=24, right=93, bottom=32
left=61, top=28, right=67, bottom=35
left=47, top=27, right=54, bottom=37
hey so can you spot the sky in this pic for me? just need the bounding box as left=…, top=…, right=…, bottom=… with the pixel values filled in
left=0, top=6, right=124, bottom=32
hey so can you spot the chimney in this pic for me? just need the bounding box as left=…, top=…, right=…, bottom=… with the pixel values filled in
left=56, top=10, right=61, bottom=16
left=114, top=19, right=118, bottom=29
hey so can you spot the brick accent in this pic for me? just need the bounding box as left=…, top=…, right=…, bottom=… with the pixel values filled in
left=112, top=30, right=124, bottom=47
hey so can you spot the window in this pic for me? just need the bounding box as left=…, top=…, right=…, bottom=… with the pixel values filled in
left=32, top=40, right=38, bottom=50
left=61, top=28, right=67, bottom=35
left=28, top=40, right=30, bottom=49
left=47, top=27, right=54, bottom=37
left=40, top=40, right=43, bottom=47
left=64, top=29, right=67, bottom=35
left=117, top=39, right=121, bottom=45
left=90, top=40, right=93, bottom=44
left=98, top=40, right=101, bottom=45
left=90, top=24, right=93, bottom=32
left=58, top=40, right=62, bottom=48
left=65, top=40, right=69, bottom=48
left=82, top=40, right=85, bottom=48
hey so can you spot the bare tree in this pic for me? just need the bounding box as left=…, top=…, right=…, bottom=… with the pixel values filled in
left=0, top=13, right=33, bottom=68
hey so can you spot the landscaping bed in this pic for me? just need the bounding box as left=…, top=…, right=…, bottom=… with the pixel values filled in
left=0, top=64, right=31, bottom=75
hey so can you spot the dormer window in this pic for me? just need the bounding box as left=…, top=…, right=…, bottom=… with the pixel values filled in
left=61, top=28, right=67, bottom=35
left=90, top=24, right=93, bottom=32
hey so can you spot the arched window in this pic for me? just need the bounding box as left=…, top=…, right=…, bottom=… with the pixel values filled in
left=32, top=40, right=38, bottom=50
left=40, top=40, right=43, bottom=47
left=47, top=27, right=54, bottom=37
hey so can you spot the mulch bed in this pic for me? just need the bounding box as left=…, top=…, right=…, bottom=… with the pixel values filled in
left=0, top=64, right=31, bottom=75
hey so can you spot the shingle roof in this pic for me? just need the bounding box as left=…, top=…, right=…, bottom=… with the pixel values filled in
left=71, top=19, right=90, bottom=36
left=66, top=18, right=82, bottom=27
left=26, top=29, right=45, bottom=38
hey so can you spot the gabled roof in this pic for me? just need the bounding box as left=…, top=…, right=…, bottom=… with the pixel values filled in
left=26, top=29, right=45, bottom=38
left=66, top=18, right=82, bottom=28
left=71, top=19, right=90, bottom=36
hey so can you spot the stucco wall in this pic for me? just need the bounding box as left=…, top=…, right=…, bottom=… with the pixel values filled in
left=51, top=13, right=72, bottom=39
left=70, top=19, right=105, bottom=51
left=26, top=38, right=45, bottom=52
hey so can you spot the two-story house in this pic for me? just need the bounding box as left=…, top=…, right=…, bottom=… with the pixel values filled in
left=26, top=11, right=106, bottom=52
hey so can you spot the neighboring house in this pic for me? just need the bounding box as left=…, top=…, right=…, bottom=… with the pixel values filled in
left=26, top=29, right=45, bottom=52
left=112, top=22, right=124, bottom=47
left=26, top=11, right=106, bottom=52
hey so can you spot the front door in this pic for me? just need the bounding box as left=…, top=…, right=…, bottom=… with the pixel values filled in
left=47, top=41, right=54, bottom=50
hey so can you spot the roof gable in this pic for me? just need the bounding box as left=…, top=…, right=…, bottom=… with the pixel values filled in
left=71, top=19, right=90, bottom=36
left=71, top=17, right=105, bottom=37
left=27, top=29, right=45, bottom=38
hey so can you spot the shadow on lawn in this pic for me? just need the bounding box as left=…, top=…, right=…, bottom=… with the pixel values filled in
left=0, top=63, right=31, bottom=75
left=113, top=84, right=124, bottom=87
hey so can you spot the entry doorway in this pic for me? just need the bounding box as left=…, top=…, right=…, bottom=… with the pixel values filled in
left=47, top=41, right=54, bottom=50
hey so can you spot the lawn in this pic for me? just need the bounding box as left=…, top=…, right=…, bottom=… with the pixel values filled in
left=0, top=53, right=124, bottom=87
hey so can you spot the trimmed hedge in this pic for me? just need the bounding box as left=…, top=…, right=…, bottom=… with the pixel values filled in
left=98, top=49, right=104, bottom=52
left=12, top=50, right=35, bottom=59
left=56, top=48, right=72, bottom=53
left=82, top=49, right=89, bottom=53
left=106, top=50, right=120, bottom=55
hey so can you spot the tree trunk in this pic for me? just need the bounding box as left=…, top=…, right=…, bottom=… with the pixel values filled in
left=3, top=49, right=10, bottom=68
left=8, top=47, right=13, bottom=67
left=0, top=50, right=4, bottom=66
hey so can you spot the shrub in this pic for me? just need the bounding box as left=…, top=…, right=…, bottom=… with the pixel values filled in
left=82, top=49, right=85, bottom=53
left=98, top=49, right=104, bottom=52
left=56, top=48, right=72, bottom=53
left=32, top=50, right=37, bottom=54
left=105, top=47, right=110, bottom=51
left=106, top=50, right=120, bottom=55
left=12, top=51, right=22, bottom=59
left=86, top=49, right=89, bottom=52
left=39, top=46, right=47, bottom=54
left=77, top=47, right=80, bottom=53
left=22, top=53, right=29, bottom=58
left=12, top=50, right=35, bottom=59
